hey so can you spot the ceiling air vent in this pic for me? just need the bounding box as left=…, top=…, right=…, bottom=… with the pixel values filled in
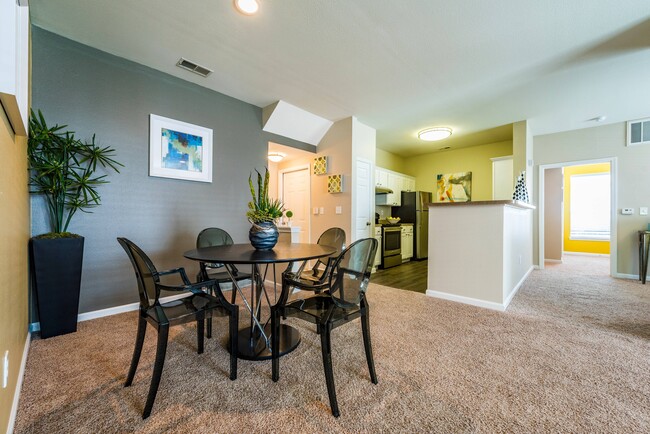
left=176, top=58, right=213, bottom=77
left=627, top=117, right=650, bottom=146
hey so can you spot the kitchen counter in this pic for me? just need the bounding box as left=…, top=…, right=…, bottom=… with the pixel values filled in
left=428, top=199, right=534, bottom=209
left=426, top=200, right=534, bottom=311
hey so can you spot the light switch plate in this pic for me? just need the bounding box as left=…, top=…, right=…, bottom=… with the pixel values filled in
left=319, top=207, right=325, bottom=215
left=313, top=207, right=319, bottom=215
left=335, top=206, right=342, bottom=214
left=641, top=207, right=648, bottom=216
left=622, top=208, right=634, bottom=215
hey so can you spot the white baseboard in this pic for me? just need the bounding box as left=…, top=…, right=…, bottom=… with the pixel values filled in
left=425, top=290, right=508, bottom=311
left=425, top=266, right=534, bottom=312
left=614, top=272, right=641, bottom=280
left=504, top=266, right=534, bottom=307
left=7, top=332, right=30, bottom=434
left=28, top=285, right=243, bottom=333
left=563, top=251, right=610, bottom=257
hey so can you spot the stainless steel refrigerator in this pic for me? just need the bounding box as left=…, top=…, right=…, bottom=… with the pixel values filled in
left=394, top=191, right=431, bottom=259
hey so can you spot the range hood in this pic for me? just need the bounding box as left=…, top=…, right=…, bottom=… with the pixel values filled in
left=375, top=186, right=393, bottom=194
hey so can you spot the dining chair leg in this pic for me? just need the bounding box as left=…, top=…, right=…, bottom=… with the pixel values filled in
left=197, top=317, right=205, bottom=354
left=230, top=282, right=237, bottom=304
left=320, top=324, right=340, bottom=417
left=271, top=306, right=280, bottom=382
left=206, top=284, right=217, bottom=339
left=143, top=325, right=169, bottom=419
left=228, top=306, right=239, bottom=380
left=125, top=315, right=147, bottom=387
left=360, top=300, right=378, bottom=384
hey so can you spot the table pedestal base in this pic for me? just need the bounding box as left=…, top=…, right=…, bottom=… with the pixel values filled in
left=229, top=324, right=301, bottom=361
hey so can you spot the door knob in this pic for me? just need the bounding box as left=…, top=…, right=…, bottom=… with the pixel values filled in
left=366, top=222, right=371, bottom=226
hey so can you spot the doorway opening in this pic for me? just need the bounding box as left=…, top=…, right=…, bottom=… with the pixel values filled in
left=267, top=142, right=314, bottom=243
left=538, top=158, right=617, bottom=277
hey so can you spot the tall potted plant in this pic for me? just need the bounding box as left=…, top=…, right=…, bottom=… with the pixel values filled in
left=28, top=109, right=122, bottom=338
left=247, top=168, right=284, bottom=250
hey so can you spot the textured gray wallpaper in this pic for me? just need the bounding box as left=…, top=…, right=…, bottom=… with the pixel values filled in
left=31, top=27, right=269, bottom=313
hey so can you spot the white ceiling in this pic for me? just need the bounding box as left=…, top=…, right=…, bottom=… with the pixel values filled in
left=30, top=0, right=650, bottom=157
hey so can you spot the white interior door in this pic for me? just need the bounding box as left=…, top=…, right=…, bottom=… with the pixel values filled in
left=492, top=156, right=514, bottom=199
left=280, top=166, right=310, bottom=243
left=354, top=159, right=372, bottom=242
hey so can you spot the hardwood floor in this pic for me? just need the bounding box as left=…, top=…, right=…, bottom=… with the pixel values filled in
left=371, top=259, right=428, bottom=293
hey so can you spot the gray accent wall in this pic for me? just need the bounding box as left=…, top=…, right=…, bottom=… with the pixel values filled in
left=31, top=27, right=268, bottom=313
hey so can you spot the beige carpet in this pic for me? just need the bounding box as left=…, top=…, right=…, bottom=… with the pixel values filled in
left=14, top=256, right=650, bottom=433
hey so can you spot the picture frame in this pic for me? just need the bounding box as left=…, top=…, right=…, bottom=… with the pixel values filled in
left=149, top=114, right=213, bottom=182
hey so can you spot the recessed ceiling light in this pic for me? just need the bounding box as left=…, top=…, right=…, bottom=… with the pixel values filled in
left=267, top=152, right=285, bottom=162
left=234, top=0, right=259, bottom=15
left=418, top=127, right=452, bottom=141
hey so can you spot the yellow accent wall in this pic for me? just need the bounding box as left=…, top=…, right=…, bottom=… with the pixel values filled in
left=405, top=140, right=513, bottom=200
left=376, top=148, right=406, bottom=173
left=0, top=109, right=29, bottom=432
left=563, top=163, right=610, bottom=254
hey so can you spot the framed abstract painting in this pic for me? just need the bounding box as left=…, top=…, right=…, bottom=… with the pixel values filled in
left=149, top=114, right=213, bottom=182
left=436, top=171, right=472, bottom=202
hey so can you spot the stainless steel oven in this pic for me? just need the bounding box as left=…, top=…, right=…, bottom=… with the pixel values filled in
left=381, top=225, right=402, bottom=268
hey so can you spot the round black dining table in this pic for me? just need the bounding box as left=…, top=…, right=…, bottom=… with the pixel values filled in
left=184, top=243, right=336, bottom=360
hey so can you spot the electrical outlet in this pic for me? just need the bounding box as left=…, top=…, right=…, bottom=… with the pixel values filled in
left=2, top=350, right=8, bottom=388
left=641, top=207, right=648, bottom=216
left=622, top=208, right=634, bottom=215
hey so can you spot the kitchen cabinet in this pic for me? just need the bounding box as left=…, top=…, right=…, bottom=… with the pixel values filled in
left=401, top=225, right=413, bottom=261
left=375, top=167, right=416, bottom=207
left=403, top=177, right=416, bottom=192
left=373, top=226, right=382, bottom=268
left=387, top=173, right=402, bottom=206
left=375, top=168, right=389, bottom=188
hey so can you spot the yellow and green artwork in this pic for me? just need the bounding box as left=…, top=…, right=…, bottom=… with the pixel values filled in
left=436, top=172, right=472, bottom=202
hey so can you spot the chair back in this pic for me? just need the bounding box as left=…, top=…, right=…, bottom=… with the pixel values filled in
left=117, top=237, right=160, bottom=310
left=196, top=227, right=234, bottom=248
left=318, top=227, right=346, bottom=255
left=197, top=228, right=234, bottom=269
left=310, top=227, right=346, bottom=275
left=328, top=238, right=378, bottom=308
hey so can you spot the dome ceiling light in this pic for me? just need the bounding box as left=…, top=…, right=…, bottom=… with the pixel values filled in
left=418, top=127, right=452, bottom=141
left=267, top=152, right=285, bottom=162
left=234, top=0, right=259, bottom=15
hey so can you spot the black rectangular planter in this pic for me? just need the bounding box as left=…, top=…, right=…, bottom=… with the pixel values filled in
left=29, top=237, right=84, bottom=339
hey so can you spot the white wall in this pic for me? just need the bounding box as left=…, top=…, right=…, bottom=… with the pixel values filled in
left=544, top=168, right=563, bottom=261
left=534, top=121, right=649, bottom=276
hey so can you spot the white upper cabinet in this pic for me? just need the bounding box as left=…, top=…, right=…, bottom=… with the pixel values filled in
left=375, top=168, right=390, bottom=187
left=375, top=167, right=416, bottom=207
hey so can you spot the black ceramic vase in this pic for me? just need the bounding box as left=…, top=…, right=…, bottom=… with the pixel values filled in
left=249, top=221, right=279, bottom=250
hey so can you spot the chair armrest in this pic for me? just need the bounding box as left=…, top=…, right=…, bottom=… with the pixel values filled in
left=157, top=279, right=217, bottom=294
left=157, top=267, right=191, bottom=285
left=283, top=272, right=330, bottom=291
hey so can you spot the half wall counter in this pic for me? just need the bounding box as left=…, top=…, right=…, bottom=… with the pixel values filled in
left=427, top=200, right=535, bottom=311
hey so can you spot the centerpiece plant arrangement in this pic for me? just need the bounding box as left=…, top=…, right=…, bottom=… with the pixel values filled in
left=28, top=109, right=123, bottom=338
left=247, top=167, right=284, bottom=250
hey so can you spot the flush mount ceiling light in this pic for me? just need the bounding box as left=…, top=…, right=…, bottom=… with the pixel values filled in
left=418, top=127, right=452, bottom=141
left=267, top=152, right=285, bottom=162
left=234, top=0, right=259, bottom=15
